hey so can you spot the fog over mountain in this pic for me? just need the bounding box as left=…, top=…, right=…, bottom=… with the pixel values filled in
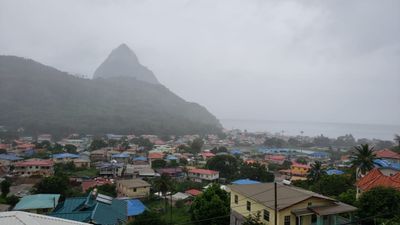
left=0, top=0, right=399, bottom=126
left=94, top=44, right=160, bottom=84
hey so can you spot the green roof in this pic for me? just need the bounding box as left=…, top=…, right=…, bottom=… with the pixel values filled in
left=14, top=194, right=60, bottom=210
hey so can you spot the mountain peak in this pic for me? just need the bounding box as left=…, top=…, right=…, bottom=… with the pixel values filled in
left=93, top=44, right=160, bottom=84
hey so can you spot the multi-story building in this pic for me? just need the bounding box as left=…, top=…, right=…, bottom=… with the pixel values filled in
left=229, top=183, right=357, bottom=225
left=116, top=179, right=151, bottom=198
left=188, top=169, right=219, bottom=183
left=291, top=162, right=311, bottom=177
left=14, top=159, right=54, bottom=177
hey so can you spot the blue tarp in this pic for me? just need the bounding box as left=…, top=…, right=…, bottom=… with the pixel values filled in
left=166, top=155, right=178, bottom=160
left=326, top=169, right=344, bottom=175
left=231, top=149, right=242, bottom=155
left=374, top=159, right=400, bottom=170
left=231, top=179, right=261, bottom=185
left=53, top=153, right=80, bottom=159
left=126, top=199, right=146, bottom=216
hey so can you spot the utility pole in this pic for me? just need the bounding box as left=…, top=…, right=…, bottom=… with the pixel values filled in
left=274, top=182, right=278, bottom=225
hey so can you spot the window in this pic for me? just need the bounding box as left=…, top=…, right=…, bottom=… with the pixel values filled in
left=311, top=215, right=317, bottom=223
left=308, top=202, right=312, bottom=206
left=263, top=209, right=270, bottom=221
left=284, top=215, right=291, bottom=225
left=246, top=201, right=251, bottom=211
left=133, top=188, right=137, bottom=192
left=234, top=195, right=238, bottom=204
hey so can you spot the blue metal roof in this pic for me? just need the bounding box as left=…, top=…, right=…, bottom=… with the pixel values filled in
left=326, top=169, right=344, bottom=175
left=0, top=154, right=22, bottom=161
left=166, top=155, right=178, bottom=160
left=111, top=153, right=130, bottom=158
left=309, top=152, right=329, bottom=158
left=231, top=179, right=261, bottom=185
left=133, top=156, right=147, bottom=161
left=53, top=153, right=80, bottom=159
left=126, top=199, right=146, bottom=216
left=231, top=149, right=242, bottom=155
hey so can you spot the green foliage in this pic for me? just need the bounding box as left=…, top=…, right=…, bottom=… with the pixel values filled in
left=310, top=175, right=352, bottom=197
left=242, top=211, right=266, bottom=225
left=190, top=138, right=204, bottom=154
left=190, top=184, right=230, bottom=225
left=1, top=180, right=11, bottom=197
left=64, top=144, right=77, bottom=154
left=307, top=161, right=326, bottom=183
left=210, top=146, right=228, bottom=154
left=127, top=210, right=168, bottom=225
left=264, top=137, right=286, bottom=148
left=240, top=162, right=274, bottom=182
left=179, top=157, right=188, bottom=166
left=295, top=157, right=308, bottom=165
left=357, top=187, right=400, bottom=225
left=338, top=189, right=356, bottom=205
left=132, top=137, right=154, bottom=150
left=152, top=159, right=167, bottom=169
left=5, top=195, right=19, bottom=207
left=351, top=144, right=376, bottom=177
left=54, top=162, right=76, bottom=175
left=33, top=174, right=70, bottom=197
left=174, top=180, right=203, bottom=193
left=90, top=139, right=107, bottom=151
left=313, top=135, right=331, bottom=147
left=206, top=155, right=239, bottom=181
left=175, top=199, right=185, bottom=208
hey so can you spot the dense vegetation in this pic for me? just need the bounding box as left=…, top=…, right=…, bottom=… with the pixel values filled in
left=0, top=56, right=222, bottom=138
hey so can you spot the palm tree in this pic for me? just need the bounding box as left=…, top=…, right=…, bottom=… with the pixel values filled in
left=307, top=161, right=326, bottom=182
left=351, top=144, right=377, bottom=178
left=154, top=173, right=173, bottom=211
left=394, top=134, right=400, bottom=147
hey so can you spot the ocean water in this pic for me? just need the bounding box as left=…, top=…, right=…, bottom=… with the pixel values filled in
left=220, top=119, right=400, bottom=140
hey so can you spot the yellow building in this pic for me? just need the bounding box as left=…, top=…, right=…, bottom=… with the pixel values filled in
left=116, top=179, right=151, bottom=198
left=290, top=162, right=311, bottom=177
left=229, top=183, right=356, bottom=225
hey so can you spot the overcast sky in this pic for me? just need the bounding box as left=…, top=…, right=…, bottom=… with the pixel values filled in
left=1, top=0, right=399, bottom=125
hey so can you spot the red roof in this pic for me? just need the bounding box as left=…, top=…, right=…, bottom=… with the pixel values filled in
left=185, top=189, right=202, bottom=196
left=376, top=149, right=400, bottom=160
left=356, top=168, right=400, bottom=191
left=265, top=155, right=286, bottom=161
left=81, top=178, right=112, bottom=192
left=189, top=168, right=218, bottom=175
left=15, top=159, right=53, bottom=167
left=148, top=153, right=164, bottom=159
left=201, top=152, right=215, bottom=158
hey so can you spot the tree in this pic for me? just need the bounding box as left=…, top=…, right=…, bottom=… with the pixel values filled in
left=313, top=135, right=331, bottom=147
left=89, top=139, right=107, bottom=151
left=288, top=138, right=301, bottom=147
left=350, top=144, right=377, bottom=178
left=1, top=180, right=11, bottom=197
left=206, top=155, right=239, bottom=181
left=153, top=174, right=173, bottom=211
left=190, top=138, right=204, bottom=153
left=240, top=162, right=274, bottom=182
left=190, top=183, right=230, bottom=225
left=295, top=157, right=308, bottom=165
left=151, top=159, right=167, bottom=169
left=310, top=174, right=352, bottom=197
left=132, top=137, right=154, bottom=150
left=242, top=211, right=266, bottom=225
left=357, top=187, right=400, bottom=225
left=127, top=210, right=168, bottom=225
left=307, top=161, right=326, bottom=183
left=264, top=137, right=286, bottom=148
left=338, top=189, right=356, bottom=205
left=395, top=134, right=400, bottom=147
left=64, top=144, right=77, bottom=154
left=34, top=175, right=70, bottom=197
left=5, top=195, right=19, bottom=207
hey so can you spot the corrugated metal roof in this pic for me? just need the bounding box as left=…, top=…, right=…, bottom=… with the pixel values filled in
left=0, top=211, right=90, bottom=225
left=126, top=199, right=146, bottom=216
left=14, top=194, right=60, bottom=210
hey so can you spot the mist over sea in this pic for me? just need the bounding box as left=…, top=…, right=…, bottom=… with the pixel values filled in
left=221, top=119, right=400, bottom=140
